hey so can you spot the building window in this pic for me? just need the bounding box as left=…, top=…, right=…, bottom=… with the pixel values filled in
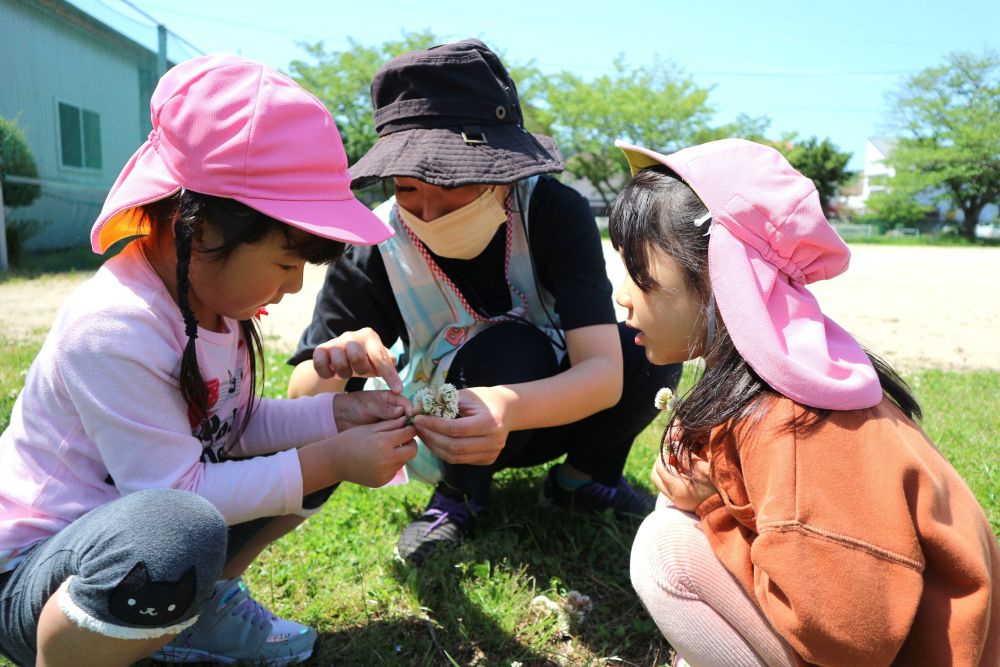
left=58, top=102, right=102, bottom=169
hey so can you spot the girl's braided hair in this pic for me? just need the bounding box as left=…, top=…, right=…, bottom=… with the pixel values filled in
left=141, top=190, right=344, bottom=450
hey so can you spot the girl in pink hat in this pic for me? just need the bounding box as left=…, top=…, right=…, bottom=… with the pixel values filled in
left=0, top=55, right=417, bottom=666
left=611, top=139, right=999, bottom=667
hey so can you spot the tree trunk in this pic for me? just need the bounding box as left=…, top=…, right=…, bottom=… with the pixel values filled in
left=962, top=203, right=984, bottom=242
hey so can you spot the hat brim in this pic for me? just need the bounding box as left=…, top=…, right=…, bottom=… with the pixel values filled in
left=92, top=141, right=393, bottom=254
left=233, top=193, right=392, bottom=245
left=708, top=223, right=882, bottom=410
left=615, top=140, right=672, bottom=176
left=91, top=142, right=182, bottom=253
left=350, top=126, right=564, bottom=189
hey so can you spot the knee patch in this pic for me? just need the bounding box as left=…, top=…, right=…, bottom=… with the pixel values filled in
left=56, top=489, right=227, bottom=639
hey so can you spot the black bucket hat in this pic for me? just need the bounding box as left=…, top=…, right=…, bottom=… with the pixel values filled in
left=349, top=39, right=565, bottom=189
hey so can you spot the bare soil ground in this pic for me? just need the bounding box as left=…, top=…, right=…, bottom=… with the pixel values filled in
left=4, top=244, right=998, bottom=371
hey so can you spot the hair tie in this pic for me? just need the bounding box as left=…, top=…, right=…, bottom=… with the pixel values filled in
left=185, top=321, right=199, bottom=339
left=693, top=211, right=712, bottom=236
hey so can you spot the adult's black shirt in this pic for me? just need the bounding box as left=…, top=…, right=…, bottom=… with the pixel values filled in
left=290, top=176, right=616, bottom=366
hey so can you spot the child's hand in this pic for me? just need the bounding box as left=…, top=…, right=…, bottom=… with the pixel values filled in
left=312, top=328, right=403, bottom=393
left=334, top=390, right=413, bottom=432
left=329, top=417, right=417, bottom=488
left=652, top=451, right=717, bottom=512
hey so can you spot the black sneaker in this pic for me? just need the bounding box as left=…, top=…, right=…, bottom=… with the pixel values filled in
left=396, top=486, right=483, bottom=565
left=541, top=465, right=655, bottom=518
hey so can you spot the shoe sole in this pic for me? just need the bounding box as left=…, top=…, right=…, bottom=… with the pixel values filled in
left=149, top=647, right=312, bottom=666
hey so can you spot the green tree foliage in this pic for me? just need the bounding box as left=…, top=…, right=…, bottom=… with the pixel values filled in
left=781, top=136, right=853, bottom=216
left=0, top=115, right=41, bottom=209
left=886, top=50, right=1000, bottom=240
left=287, top=31, right=438, bottom=166
left=862, top=189, right=933, bottom=232
left=541, top=58, right=718, bottom=208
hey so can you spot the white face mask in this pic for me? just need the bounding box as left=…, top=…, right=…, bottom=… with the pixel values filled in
left=397, top=186, right=507, bottom=260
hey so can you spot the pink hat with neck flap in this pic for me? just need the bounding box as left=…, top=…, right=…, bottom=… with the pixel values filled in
left=91, top=53, right=393, bottom=254
left=616, top=138, right=882, bottom=410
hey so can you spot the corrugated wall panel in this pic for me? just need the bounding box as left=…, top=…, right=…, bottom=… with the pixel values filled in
left=1, top=0, right=154, bottom=249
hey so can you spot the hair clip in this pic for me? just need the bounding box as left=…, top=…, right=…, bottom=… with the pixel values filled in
left=693, top=211, right=712, bottom=236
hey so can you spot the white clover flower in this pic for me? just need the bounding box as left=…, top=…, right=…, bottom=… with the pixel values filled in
left=654, top=387, right=676, bottom=412
left=412, top=387, right=436, bottom=415
left=531, top=595, right=571, bottom=636
left=438, top=383, right=460, bottom=419
left=411, top=384, right=461, bottom=419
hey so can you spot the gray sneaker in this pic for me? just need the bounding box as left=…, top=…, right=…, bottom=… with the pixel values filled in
left=149, top=577, right=315, bottom=666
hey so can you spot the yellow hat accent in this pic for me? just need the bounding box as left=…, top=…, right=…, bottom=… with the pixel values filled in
left=618, top=146, right=663, bottom=176
left=96, top=207, right=150, bottom=253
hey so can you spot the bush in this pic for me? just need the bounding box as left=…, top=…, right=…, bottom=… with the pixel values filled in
left=0, top=116, right=41, bottom=210
left=4, top=218, right=46, bottom=267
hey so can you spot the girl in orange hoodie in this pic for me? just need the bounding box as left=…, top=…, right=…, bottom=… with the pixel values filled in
left=611, top=139, right=1000, bottom=667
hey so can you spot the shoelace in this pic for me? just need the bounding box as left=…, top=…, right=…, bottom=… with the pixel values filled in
left=423, top=494, right=481, bottom=536
left=230, top=592, right=275, bottom=632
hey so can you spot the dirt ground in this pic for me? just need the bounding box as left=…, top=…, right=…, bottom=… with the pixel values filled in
left=4, top=244, right=999, bottom=372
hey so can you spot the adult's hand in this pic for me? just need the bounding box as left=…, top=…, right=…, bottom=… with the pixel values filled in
left=312, top=327, right=403, bottom=393
left=333, top=390, right=413, bottom=432
left=412, top=386, right=513, bottom=465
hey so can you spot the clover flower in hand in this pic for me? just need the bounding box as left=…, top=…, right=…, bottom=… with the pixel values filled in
left=408, top=383, right=461, bottom=423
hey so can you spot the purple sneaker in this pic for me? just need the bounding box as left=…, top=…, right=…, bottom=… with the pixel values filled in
left=541, top=466, right=655, bottom=518
left=396, top=487, right=483, bottom=565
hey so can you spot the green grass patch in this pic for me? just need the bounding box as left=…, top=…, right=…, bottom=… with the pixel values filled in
left=0, top=346, right=997, bottom=665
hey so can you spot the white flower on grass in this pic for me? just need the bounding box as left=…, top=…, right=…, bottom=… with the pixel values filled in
left=564, top=590, right=593, bottom=626
left=654, top=387, right=678, bottom=412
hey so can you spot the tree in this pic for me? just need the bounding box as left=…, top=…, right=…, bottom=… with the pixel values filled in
left=0, top=115, right=41, bottom=209
left=287, top=31, right=438, bottom=167
left=541, top=58, right=719, bottom=209
left=886, top=50, right=1000, bottom=241
left=781, top=136, right=853, bottom=217
left=862, top=189, right=933, bottom=232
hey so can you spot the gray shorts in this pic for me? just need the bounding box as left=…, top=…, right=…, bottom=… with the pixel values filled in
left=0, top=482, right=336, bottom=666
left=0, top=489, right=230, bottom=666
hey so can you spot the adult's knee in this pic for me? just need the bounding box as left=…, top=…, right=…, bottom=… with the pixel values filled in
left=448, top=321, right=559, bottom=388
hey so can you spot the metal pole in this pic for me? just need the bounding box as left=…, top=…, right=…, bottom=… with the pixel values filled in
left=0, top=143, right=8, bottom=271
left=157, top=24, right=167, bottom=77
left=0, top=177, right=8, bottom=272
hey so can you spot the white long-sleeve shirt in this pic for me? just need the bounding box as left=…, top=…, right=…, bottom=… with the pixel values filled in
left=0, top=244, right=337, bottom=572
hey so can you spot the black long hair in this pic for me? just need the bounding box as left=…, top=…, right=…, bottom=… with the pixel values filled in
left=141, top=190, right=344, bottom=448
left=609, top=166, right=921, bottom=469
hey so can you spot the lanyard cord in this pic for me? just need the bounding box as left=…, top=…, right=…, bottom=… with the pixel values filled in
left=394, top=196, right=530, bottom=325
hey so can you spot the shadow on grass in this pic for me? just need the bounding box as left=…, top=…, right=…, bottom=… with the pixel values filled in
left=383, top=470, right=671, bottom=666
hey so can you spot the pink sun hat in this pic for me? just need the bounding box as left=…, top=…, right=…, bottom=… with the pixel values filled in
left=91, top=53, right=393, bottom=254
left=615, top=138, right=882, bottom=410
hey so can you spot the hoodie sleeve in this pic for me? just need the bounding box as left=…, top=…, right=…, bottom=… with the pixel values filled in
left=56, top=304, right=303, bottom=524
left=229, top=394, right=337, bottom=456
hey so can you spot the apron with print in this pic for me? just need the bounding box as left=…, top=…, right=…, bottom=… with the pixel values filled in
left=366, top=177, right=564, bottom=483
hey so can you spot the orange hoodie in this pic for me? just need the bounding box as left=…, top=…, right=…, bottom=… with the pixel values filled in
left=695, top=396, right=1000, bottom=666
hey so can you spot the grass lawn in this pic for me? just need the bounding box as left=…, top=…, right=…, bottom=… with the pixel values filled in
left=1, top=343, right=997, bottom=666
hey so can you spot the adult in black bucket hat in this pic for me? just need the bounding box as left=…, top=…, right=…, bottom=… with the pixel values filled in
left=289, top=39, right=681, bottom=565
